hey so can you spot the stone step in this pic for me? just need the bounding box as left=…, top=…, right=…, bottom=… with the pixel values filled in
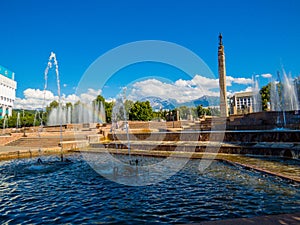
left=6, top=137, right=77, bottom=147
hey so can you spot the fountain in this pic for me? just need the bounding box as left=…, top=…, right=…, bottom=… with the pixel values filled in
left=43, top=52, right=62, bottom=127
left=281, top=70, right=299, bottom=111
left=42, top=52, right=64, bottom=161
left=270, top=70, right=299, bottom=112
left=100, top=101, right=106, bottom=124
left=110, top=89, right=130, bottom=155
left=122, top=87, right=130, bottom=156
left=47, top=101, right=106, bottom=126
left=33, top=111, right=37, bottom=127
left=269, top=71, right=299, bottom=129
left=16, top=112, right=20, bottom=129
left=2, top=115, right=8, bottom=134
left=252, top=75, right=262, bottom=112
left=270, top=80, right=280, bottom=112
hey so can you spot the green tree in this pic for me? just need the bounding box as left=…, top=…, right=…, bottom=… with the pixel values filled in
left=104, top=101, right=114, bottom=123
left=94, top=95, right=105, bottom=105
left=178, top=106, right=190, bottom=120
left=0, top=109, right=40, bottom=128
left=129, top=101, right=153, bottom=121
left=209, top=107, right=220, bottom=116
left=125, top=99, right=134, bottom=113
left=196, top=105, right=220, bottom=117
left=260, top=83, right=271, bottom=111
left=196, top=105, right=207, bottom=117
left=46, top=100, right=59, bottom=113
left=66, top=102, right=73, bottom=109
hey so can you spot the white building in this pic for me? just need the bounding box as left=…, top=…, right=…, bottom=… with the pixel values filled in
left=0, top=65, right=17, bottom=118
left=229, top=91, right=254, bottom=115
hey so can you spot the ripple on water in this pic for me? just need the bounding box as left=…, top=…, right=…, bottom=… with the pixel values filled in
left=0, top=154, right=299, bottom=224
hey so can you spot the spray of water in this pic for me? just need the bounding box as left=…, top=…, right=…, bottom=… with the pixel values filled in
left=16, top=112, right=20, bottom=129
left=270, top=70, right=299, bottom=112
left=44, top=52, right=61, bottom=105
left=282, top=70, right=299, bottom=111
left=2, top=115, right=8, bottom=134
left=252, top=75, right=262, bottom=112
left=42, top=52, right=63, bottom=160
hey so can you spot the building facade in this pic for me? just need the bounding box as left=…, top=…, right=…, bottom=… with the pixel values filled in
left=230, top=91, right=254, bottom=115
left=0, top=65, right=17, bottom=118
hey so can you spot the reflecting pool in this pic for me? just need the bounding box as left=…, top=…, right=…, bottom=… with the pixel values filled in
left=0, top=154, right=299, bottom=224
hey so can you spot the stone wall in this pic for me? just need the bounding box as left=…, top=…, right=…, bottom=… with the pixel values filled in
left=107, top=130, right=300, bottom=143
left=104, top=130, right=300, bottom=159
left=227, top=110, right=300, bottom=130
left=126, top=121, right=184, bottom=129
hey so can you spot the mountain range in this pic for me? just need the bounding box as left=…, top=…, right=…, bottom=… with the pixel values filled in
left=140, top=95, right=220, bottom=110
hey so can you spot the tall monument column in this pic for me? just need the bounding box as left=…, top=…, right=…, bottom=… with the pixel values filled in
left=218, top=33, right=228, bottom=117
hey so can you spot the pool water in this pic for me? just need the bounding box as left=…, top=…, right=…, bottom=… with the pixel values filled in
left=0, top=154, right=299, bottom=224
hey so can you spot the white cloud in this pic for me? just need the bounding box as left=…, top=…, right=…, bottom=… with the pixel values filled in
left=261, top=73, right=272, bottom=78
left=128, top=75, right=220, bottom=103
left=174, top=75, right=219, bottom=90
left=79, top=88, right=101, bottom=103
left=191, top=75, right=220, bottom=89
left=15, top=74, right=254, bottom=109
left=226, top=76, right=253, bottom=86
left=105, top=97, right=116, bottom=103
left=24, top=88, right=56, bottom=101
left=14, top=88, right=101, bottom=110
left=127, top=74, right=254, bottom=103
left=243, top=86, right=253, bottom=92
left=62, top=93, right=79, bottom=103
left=231, top=86, right=253, bottom=96
left=14, top=89, right=58, bottom=110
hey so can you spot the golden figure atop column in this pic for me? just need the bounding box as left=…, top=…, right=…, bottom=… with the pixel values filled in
left=218, top=33, right=228, bottom=117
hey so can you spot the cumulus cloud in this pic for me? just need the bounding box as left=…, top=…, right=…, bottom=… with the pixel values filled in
left=14, top=88, right=101, bottom=110
left=128, top=75, right=220, bottom=103
left=127, top=74, right=254, bottom=103
left=79, top=88, right=101, bottom=103
left=241, top=86, right=253, bottom=92
left=15, top=74, right=254, bottom=109
left=231, top=86, right=253, bottom=96
left=226, top=76, right=253, bottom=86
left=261, top=73, right=272, bottom=78
left=14, top=89, right=58, bottom=110
left=23, top=88, right=56, bottom=101
left=174, top=75, right=219, bottom=89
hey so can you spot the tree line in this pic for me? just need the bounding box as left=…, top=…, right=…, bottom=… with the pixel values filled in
left=0, top=95, right=220, bottom=128
left=1, top=81, right=287, bottom=128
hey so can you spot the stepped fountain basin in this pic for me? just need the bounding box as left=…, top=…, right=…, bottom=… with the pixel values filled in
left=101, top=130, right=300, bottom=159
left=107, top=130, right=300, bottom=142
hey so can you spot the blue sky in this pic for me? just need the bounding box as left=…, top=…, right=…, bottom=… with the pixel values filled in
left=0, top=0, right=300, bottom=108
